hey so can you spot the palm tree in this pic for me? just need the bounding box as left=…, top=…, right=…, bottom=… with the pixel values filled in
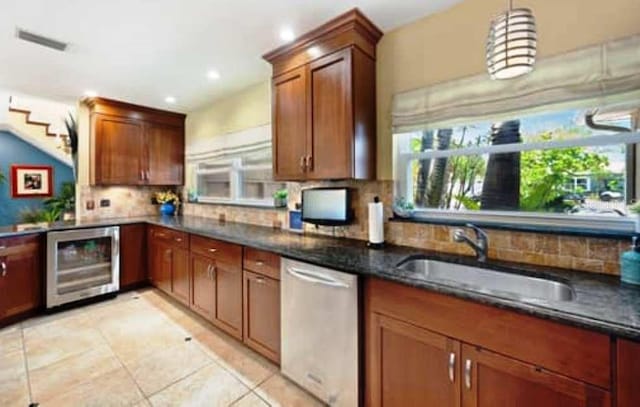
left=480, top=120, right=521, bottom=210
left=426, top=129, right=452, bottom=208
left=414, top=130, right=434, bottom=207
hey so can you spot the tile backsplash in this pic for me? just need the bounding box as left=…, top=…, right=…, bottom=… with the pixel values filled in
left=77, top=185, right=164, bottom=220
left=183, top=180, right=628, bottom=276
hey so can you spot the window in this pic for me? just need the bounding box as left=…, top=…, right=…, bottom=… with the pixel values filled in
left=187, top=128, right=286, bottom=207
left=394, top=106, right=640, bottom=230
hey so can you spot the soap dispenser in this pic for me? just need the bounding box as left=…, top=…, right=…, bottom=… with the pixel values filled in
left=621, top=236, right=640, bottom=285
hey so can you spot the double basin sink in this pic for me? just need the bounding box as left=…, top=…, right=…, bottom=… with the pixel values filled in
left=397, top=257, right=575, bottom=302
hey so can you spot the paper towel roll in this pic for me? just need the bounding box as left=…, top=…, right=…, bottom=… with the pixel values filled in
left=368, top=200, right=384, bottom=245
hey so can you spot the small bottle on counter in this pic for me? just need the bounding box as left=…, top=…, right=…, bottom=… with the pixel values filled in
left=620, top=236, right=640, bottom=285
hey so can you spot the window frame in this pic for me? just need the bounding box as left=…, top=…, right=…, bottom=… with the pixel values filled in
left=393, top=115, right=640, bottom=233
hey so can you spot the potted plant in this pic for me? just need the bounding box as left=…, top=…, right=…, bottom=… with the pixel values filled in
left=629, top=202, right=640, bottom=232
left=273, top=189, right=288, bottom=208
left=393, top=197, right=415, bottom=218
left=154, top=190, right=181, bottom=216
left=43, top=182, right=76, bottom=221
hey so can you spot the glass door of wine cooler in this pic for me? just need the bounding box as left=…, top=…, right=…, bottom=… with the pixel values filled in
left=47, top=227, right=120, bottom=307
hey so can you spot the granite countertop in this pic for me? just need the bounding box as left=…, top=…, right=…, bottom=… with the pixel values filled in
left=3, top=215, right=640, bottom=340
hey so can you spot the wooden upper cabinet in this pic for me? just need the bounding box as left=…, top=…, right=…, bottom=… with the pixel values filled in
left=272, top=67, right=308, bottom=181
left=93, top=115, right=145, bottom=185
left=461, top=345, right=610, bottom=407
left=263, top=8, right=382, bottom=181
left=87, top=97, right=186, bottom=186
left=146, top=122, right=184, bottom=185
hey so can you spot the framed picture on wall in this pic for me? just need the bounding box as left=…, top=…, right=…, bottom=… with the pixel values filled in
left=11, top=165, right=53, bottom=198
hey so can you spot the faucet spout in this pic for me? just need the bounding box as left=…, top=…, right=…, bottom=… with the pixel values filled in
left=453, top=223, right=489, bottom=262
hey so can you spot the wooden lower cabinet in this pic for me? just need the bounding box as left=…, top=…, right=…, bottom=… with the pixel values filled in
left=171, top=248, right=190, bottom=306
left=617, top=339, right=640, bottom=407
left=243, top=270, right=281, bottom=364
left=120, top=223, right=147, bottom=289
left=365, top=277, right=612, bottom=407
left=214, top=260, right=243, bottom=339
left=190, top=254, right=216, bottom=321
left=149, top=242, right=172, bottom=294
left=367, top=312, right=460, bottom=407
left=461, top=344, right=610, bottom=407
left=0, top=235, right=42, bottom=324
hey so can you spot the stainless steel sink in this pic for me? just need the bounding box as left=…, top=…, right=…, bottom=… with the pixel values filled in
left=397, top=258, right=575, bottom=302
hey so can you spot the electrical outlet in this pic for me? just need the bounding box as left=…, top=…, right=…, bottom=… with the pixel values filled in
left=86, top=200, right=95, bottom=210
left=100, top=199, right=110, bottom=208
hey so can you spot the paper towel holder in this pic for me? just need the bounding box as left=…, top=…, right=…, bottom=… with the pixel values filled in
left=367, top=196, right=385, bottom=250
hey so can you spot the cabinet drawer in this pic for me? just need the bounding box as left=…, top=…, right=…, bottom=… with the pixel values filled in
left=190, top=234, right=242, bottom=266
left=148, top=226, right=188, bottom=249
left=0, top=234, right=40, bottom=256
left=243, top=247, right=280, bottom=279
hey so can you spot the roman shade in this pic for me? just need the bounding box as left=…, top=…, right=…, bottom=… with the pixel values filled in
left=392, top=35, right=640, bottom=133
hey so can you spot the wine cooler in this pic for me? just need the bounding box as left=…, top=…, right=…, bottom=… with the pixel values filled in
left=47, top=226, right=120, bottom=308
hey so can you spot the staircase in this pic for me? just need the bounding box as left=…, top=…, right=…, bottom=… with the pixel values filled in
left=0, top=91, right=75, bottom=166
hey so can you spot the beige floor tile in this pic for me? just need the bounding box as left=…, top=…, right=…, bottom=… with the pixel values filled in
left=127, top=340, right=213, bottom=396
left=195, top=329, right=277, bottom=389
left=148, top=363, right=251, bottom=407
left=255, top=374, right=326, bottom=407
left=24, top=326, right=108, bottom=370
left=0, top=324, right=23, bottom=354
left=0, top=348, right=29, bottom=406
left=101, top=317, right=189, bottom=362
left=39, top=366, right=144, bottom=407
left=231, top=392, right=270, bottom=407
left=29, top=344, right=121, bottom=402
left=22, top=307, right=89, bottom=332
left=132, top=398, right=152, bottom=407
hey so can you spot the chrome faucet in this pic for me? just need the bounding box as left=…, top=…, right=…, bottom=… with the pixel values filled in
left=453, top=223, right=489, bottom=262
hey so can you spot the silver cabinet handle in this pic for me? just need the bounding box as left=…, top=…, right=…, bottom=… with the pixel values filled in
left=299, top=156, right=306, bottom=171
left=210, top=265, right=216, bottom=277
left=206, top=264, right=211, bottom=278
left=255, top=260, right=264, bottom=267
left=306, top=155, right=313, bottom=170
left=140, top=170, right=144, bottom=181
left=1, top=261, right=6, bottom=277
left=464, top=359, right=472, bottom=389
left=208, top=248, right=217, bottom=253
left=175, top=237, right=182, bottom=242
left=448, top=352, right=456, bottom=383
left=255, top=277, right=265, bottom=284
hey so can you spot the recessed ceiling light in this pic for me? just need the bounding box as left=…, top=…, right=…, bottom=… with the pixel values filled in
left=279, top=27, right=295, bottom=43
left=84, top=90, right=98, bottom=97
left=207, top=70, right=220, bottom=80
left=165, top=96, right=176, bottom=104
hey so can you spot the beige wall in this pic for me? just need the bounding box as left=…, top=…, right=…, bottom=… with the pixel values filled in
left=376, top=0, right=640, bottom=179
left=186, top=81, right=270, bottom=148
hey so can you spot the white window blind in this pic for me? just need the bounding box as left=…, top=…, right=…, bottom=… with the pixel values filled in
left=392, top=35, right=640, bottom=133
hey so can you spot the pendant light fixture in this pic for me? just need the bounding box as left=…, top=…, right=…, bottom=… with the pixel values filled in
left=486, top=0, right=537, bottom=80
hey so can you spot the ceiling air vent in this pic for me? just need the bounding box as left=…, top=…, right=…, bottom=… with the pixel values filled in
left=16, top=28, right=68, bottom=52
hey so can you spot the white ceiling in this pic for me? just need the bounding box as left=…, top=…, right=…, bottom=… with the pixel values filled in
left=0, top=0, right=462, bottom=113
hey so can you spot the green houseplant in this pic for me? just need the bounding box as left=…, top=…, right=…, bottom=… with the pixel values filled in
left=273, top=189, right=288, bottom=208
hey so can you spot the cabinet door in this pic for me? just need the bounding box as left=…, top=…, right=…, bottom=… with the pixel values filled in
left=146, top=123, right=184, bottom=185
left=171, top=248, right=190, bottom=306
left=272, top=66, right=308, bottom=181
left=0, top=238, right=42, bottom=320
left=120, top=224, right=147, bottom=289
left=617, top=339, right=640, bottom=407
left=366, top=312, right=460, bottom=407
left=461, top=344, right=610, bottom=407
left=213, top=260, right=243, bottom=339
left=190, top=254, right=216, bottom=321
left=152, top=243, right=172, bottom=294
left=243, top=271, right=280, bottom=363
left=93, top=114, right=145, bottom=185
left=308, top=48, right=353, bottom=180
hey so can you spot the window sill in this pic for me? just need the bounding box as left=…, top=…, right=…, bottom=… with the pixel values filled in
left=389, top=216, right=636, bottom=239
left=186, top=201, right=288, bottom=211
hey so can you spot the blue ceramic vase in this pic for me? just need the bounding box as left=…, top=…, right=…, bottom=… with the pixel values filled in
left=159, top=203, right=176, bottom=216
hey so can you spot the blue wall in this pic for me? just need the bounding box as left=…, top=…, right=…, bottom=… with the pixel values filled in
left=0, top=131, right=74, bottom=226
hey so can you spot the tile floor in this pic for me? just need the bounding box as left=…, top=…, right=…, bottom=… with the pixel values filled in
left=0, top=289, right=326, bottom=407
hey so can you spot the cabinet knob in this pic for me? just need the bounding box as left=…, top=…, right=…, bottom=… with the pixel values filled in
left=1, top=261, right=6, bottom=277
left=306, top=155, right=313, bottom=171
left=255, top=260, right=264, bottom=267
left=208, top=248, right=217, bottom=253
left=299, top=156, right=306, bottom=171
left=255, top=277, right=266, bottom=284
left=175, top=237, right=182, bottom=242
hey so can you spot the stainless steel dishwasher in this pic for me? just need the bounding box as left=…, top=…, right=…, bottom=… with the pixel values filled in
left=281, top=258, right=359, bottom=406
